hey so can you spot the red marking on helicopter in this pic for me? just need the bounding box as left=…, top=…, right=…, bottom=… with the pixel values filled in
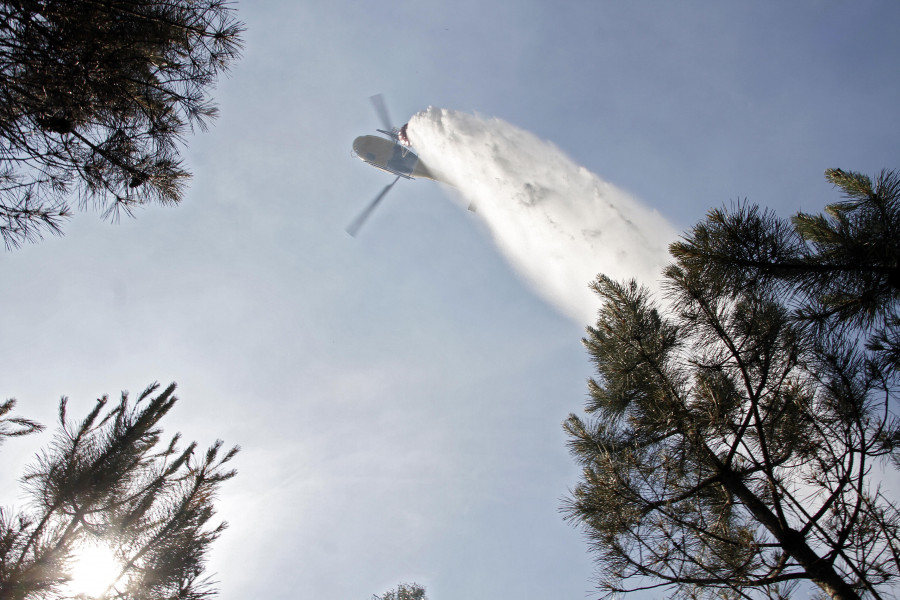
left=398, top=123, right=411, bottom=146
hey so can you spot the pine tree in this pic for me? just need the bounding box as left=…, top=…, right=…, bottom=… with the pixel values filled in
left=670, top=169, right=900, bottom=373
left=373, top=583, right=427, bottom=600
left=0, top=382, right=238, bottom=600
left=0, top=0, right=244, bottom=248
left=564, top=170, right=900, bottom=599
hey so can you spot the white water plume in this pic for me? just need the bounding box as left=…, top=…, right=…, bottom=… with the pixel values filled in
left=406, top=108, right=678, bottom=324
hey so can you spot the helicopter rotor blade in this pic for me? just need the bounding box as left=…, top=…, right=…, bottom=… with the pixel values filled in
left=346, top=176, right=401, bottom=237
left=369, top=94, right=394, bottom=132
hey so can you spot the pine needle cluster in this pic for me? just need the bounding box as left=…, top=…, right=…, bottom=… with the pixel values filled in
left=0, top=383, right=238, bottom=600
left=0, top=0, right=244, bottom=248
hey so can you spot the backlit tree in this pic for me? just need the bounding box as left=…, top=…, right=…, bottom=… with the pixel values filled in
left=670, top=168, right=900, bottom=375
left=0, top=0, right=244, bottom=248
left=564, top=169, right=900, bottom=599
left=0, top=382, right=239, bottom=600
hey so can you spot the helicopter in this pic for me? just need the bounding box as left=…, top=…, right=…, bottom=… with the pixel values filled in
left=347, top=95, right=437, bottom=236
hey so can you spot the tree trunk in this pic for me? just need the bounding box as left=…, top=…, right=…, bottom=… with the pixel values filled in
left=715, top=464, right=862, bottom=600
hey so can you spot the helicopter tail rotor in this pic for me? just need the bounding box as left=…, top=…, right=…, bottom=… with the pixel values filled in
left=346, top=175, right=401, bottom=237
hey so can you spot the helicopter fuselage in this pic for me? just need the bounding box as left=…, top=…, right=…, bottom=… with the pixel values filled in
left=352, top=135, right=435, bottom=180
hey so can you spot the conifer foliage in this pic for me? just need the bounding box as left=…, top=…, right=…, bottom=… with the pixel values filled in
left=0, top=0, right=244, bottom=248
left=564, top=170, right=900, bottom=599
left=373, top=583, right=427, bottom=600
left=670, top=168, right=900, bottom=374
left=0, top=382, right=238, bottom=600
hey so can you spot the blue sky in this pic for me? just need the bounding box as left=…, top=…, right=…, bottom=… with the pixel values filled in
left=2, top=2, right=900, bottom=599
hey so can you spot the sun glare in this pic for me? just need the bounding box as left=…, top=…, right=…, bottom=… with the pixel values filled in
left=67, top=542, right=122, bottom=598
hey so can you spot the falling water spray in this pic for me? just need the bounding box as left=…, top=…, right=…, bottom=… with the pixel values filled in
left=406, top=108, right=677, bottom=324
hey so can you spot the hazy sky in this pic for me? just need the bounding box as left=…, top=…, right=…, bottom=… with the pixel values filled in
left=2, top=2, right=900, bottom=599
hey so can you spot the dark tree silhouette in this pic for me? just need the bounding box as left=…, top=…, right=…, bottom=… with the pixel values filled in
left=0, top=382, right=239, bottom=600
left=671, top=169, right=900, bottom=374
left=564, top=170, right=900, bottom=599
left=0, top=0, right=244, bottom=248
